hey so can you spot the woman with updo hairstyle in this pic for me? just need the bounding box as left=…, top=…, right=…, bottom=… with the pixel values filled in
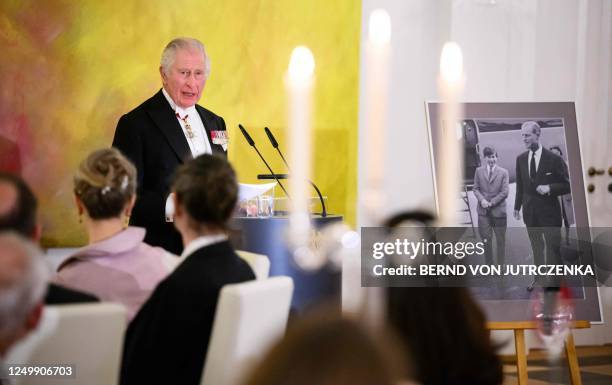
left=55, top=148, right=177, bottom=321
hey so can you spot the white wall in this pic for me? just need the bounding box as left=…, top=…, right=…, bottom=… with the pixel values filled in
left=358, top=0, right=612, bottom=347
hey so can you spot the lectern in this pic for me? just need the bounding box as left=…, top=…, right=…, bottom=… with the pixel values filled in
left=229, top=214, right=343, bottom=312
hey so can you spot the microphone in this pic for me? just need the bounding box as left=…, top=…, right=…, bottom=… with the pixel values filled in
left=262, top=127, right=327, bottom=217
left=238, top=124, right=290, bottom=198
left=264, top=127, right=290, bottom=170
left=239, top=124, right=255, bottom=146
left=264, top=126, right=278, bottom=148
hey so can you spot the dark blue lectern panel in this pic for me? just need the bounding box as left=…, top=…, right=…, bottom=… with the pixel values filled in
left=229, top=215, right=342, bottom=313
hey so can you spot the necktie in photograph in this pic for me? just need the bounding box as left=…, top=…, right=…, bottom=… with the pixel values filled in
left=529, top=152, right=536, bottom=181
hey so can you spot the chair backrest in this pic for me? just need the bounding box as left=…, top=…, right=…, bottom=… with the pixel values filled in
left=6, top=303, right=127, bottom=385
left=201, top=276, right=293, bottom=385
left=236, top=250, right=270, bottom=280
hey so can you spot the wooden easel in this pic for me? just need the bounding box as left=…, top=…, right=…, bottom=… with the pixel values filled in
left=487, top=320, right=590, bottom=385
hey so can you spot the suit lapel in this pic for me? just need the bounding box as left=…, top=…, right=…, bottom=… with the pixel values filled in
left=520, top=152, right=531, bottom=183
left=535, top=149, right=550, bottom=181
left=147, top=90, right=191, bottom=162
left=196, top=105, right=214, bottom=145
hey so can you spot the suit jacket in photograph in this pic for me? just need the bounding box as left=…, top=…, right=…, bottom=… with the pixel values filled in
left=119, top=240, right=255, bottom=385
left=112, top=90, right=227, bottom=254
left=472, top=165, right=509, bottom=218
left=514, top=147, right=571, bottom=227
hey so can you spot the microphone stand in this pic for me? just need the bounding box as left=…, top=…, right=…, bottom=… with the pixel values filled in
left=263, top=127, right=328, bottom=217
left=238, top=124, right=290, bottom=198
left=257, top=175, right=327, bottom=218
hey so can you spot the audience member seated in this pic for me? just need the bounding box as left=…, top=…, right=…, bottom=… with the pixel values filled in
left=387, top=287, right=503, bottom=385
left=242, top=311, right=407, bottom=385
left=120, top=154, right=255, bottom=385
left=0, top=233, right=49, bottom=372
left=0, top=172, right=98, bottom=304
left=55, top=148, right=176, bottom=320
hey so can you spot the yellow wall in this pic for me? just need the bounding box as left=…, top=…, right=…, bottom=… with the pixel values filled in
left=0, top=0, right=360, bottom=246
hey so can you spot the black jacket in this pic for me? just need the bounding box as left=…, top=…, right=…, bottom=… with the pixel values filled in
left=112, top=90, right=227, bottom=254
left=514, top=147, right=571, bottom=227
left=45, top=283, right=99, bottom=304
left=120, top=241, right=254, bottom=385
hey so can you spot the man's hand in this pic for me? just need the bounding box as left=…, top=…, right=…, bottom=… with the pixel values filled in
left=536, top=184, right=551, bottom=195
left=513, top=210, right=521, bottom=221
left=481, top=199, right=490, bottom=209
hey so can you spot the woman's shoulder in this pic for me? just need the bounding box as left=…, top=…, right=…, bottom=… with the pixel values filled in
left=138, top=241, right=180, bottom=270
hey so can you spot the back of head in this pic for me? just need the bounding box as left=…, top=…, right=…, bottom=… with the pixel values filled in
left=172, top=154, right=238, bottom=230
left=74, top=148, right=136, bottom=220
left=0, top=172, right=37, bottom=238
left=387, top=287, right=502, bottom=385
left=0, top=232, right=49, bottom=353
left=242, top=313, right=402, bottom=385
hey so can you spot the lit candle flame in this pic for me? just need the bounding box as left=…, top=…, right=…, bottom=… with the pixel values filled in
left=368, top=9, right=391, bottom=45
left=288, top=46, right=315, bottom=82
left=440, top=42, right=463, bottom=85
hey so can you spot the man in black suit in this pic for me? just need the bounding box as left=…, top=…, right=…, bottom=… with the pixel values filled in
left=0, top=172, right=98, bottom=304
left=513, top=121, right=571, bottom=286
left=120, top=155, right=254, bottom=385
left=112, top=37, right=228, bottom=255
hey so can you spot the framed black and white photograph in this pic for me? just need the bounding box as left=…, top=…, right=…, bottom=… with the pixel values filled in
left=426, top=102, right=601, bottom=322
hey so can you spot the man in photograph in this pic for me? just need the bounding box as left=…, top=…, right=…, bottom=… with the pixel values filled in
left=112, top=37, right=228, bottom=255
left=473, top=146, right=508, bottom=267
left=513, top=121, right=571, bottom=287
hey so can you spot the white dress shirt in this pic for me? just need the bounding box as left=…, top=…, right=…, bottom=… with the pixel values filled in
left=162, top=89, right=213, bottom=221
left=162, top=88, right=212, bottom=157
left=487, top=165, right=496, bottom=180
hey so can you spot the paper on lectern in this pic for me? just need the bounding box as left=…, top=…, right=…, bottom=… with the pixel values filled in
left=238, top=182, right=277, bottom=201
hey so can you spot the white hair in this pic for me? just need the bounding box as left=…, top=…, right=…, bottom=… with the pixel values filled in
left=0, top=232, right=49, bottom=342
left=521, top=120, right=541, bottom=136
left=160, top=37, right=211, bottom=78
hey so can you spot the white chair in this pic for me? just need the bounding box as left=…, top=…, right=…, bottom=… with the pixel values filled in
left=200, top=276, right=293, bottom=385
left=236, top=250, right=270, bottom=280
left=6, top=303, right=127, bottom=385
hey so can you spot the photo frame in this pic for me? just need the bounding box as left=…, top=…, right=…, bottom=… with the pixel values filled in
left=425, top=102, right=601, bottom=322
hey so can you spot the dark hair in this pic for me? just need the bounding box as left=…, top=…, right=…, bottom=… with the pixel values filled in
left=0, top=172, right=37, bottom=237
left=74, top=148, right=137, bottom=220
left=243, top=313, right=403, bottom=385
left=549, top=145, right=563, bottom=157
left=387, top=287, right=503, bottom=385
left=482, top=146, right=497, bottom=157
left=172, top=154, right=237, bottom=230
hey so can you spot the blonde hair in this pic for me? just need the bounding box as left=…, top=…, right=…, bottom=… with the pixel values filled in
left=74, top=148, right=136, bottom=219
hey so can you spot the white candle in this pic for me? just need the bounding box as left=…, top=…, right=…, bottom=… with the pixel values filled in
left=286, top=46, right=315, bottom=252
left=363, top=9, right=391, bottom=225
left=437, top=42, right=465, bottom=226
